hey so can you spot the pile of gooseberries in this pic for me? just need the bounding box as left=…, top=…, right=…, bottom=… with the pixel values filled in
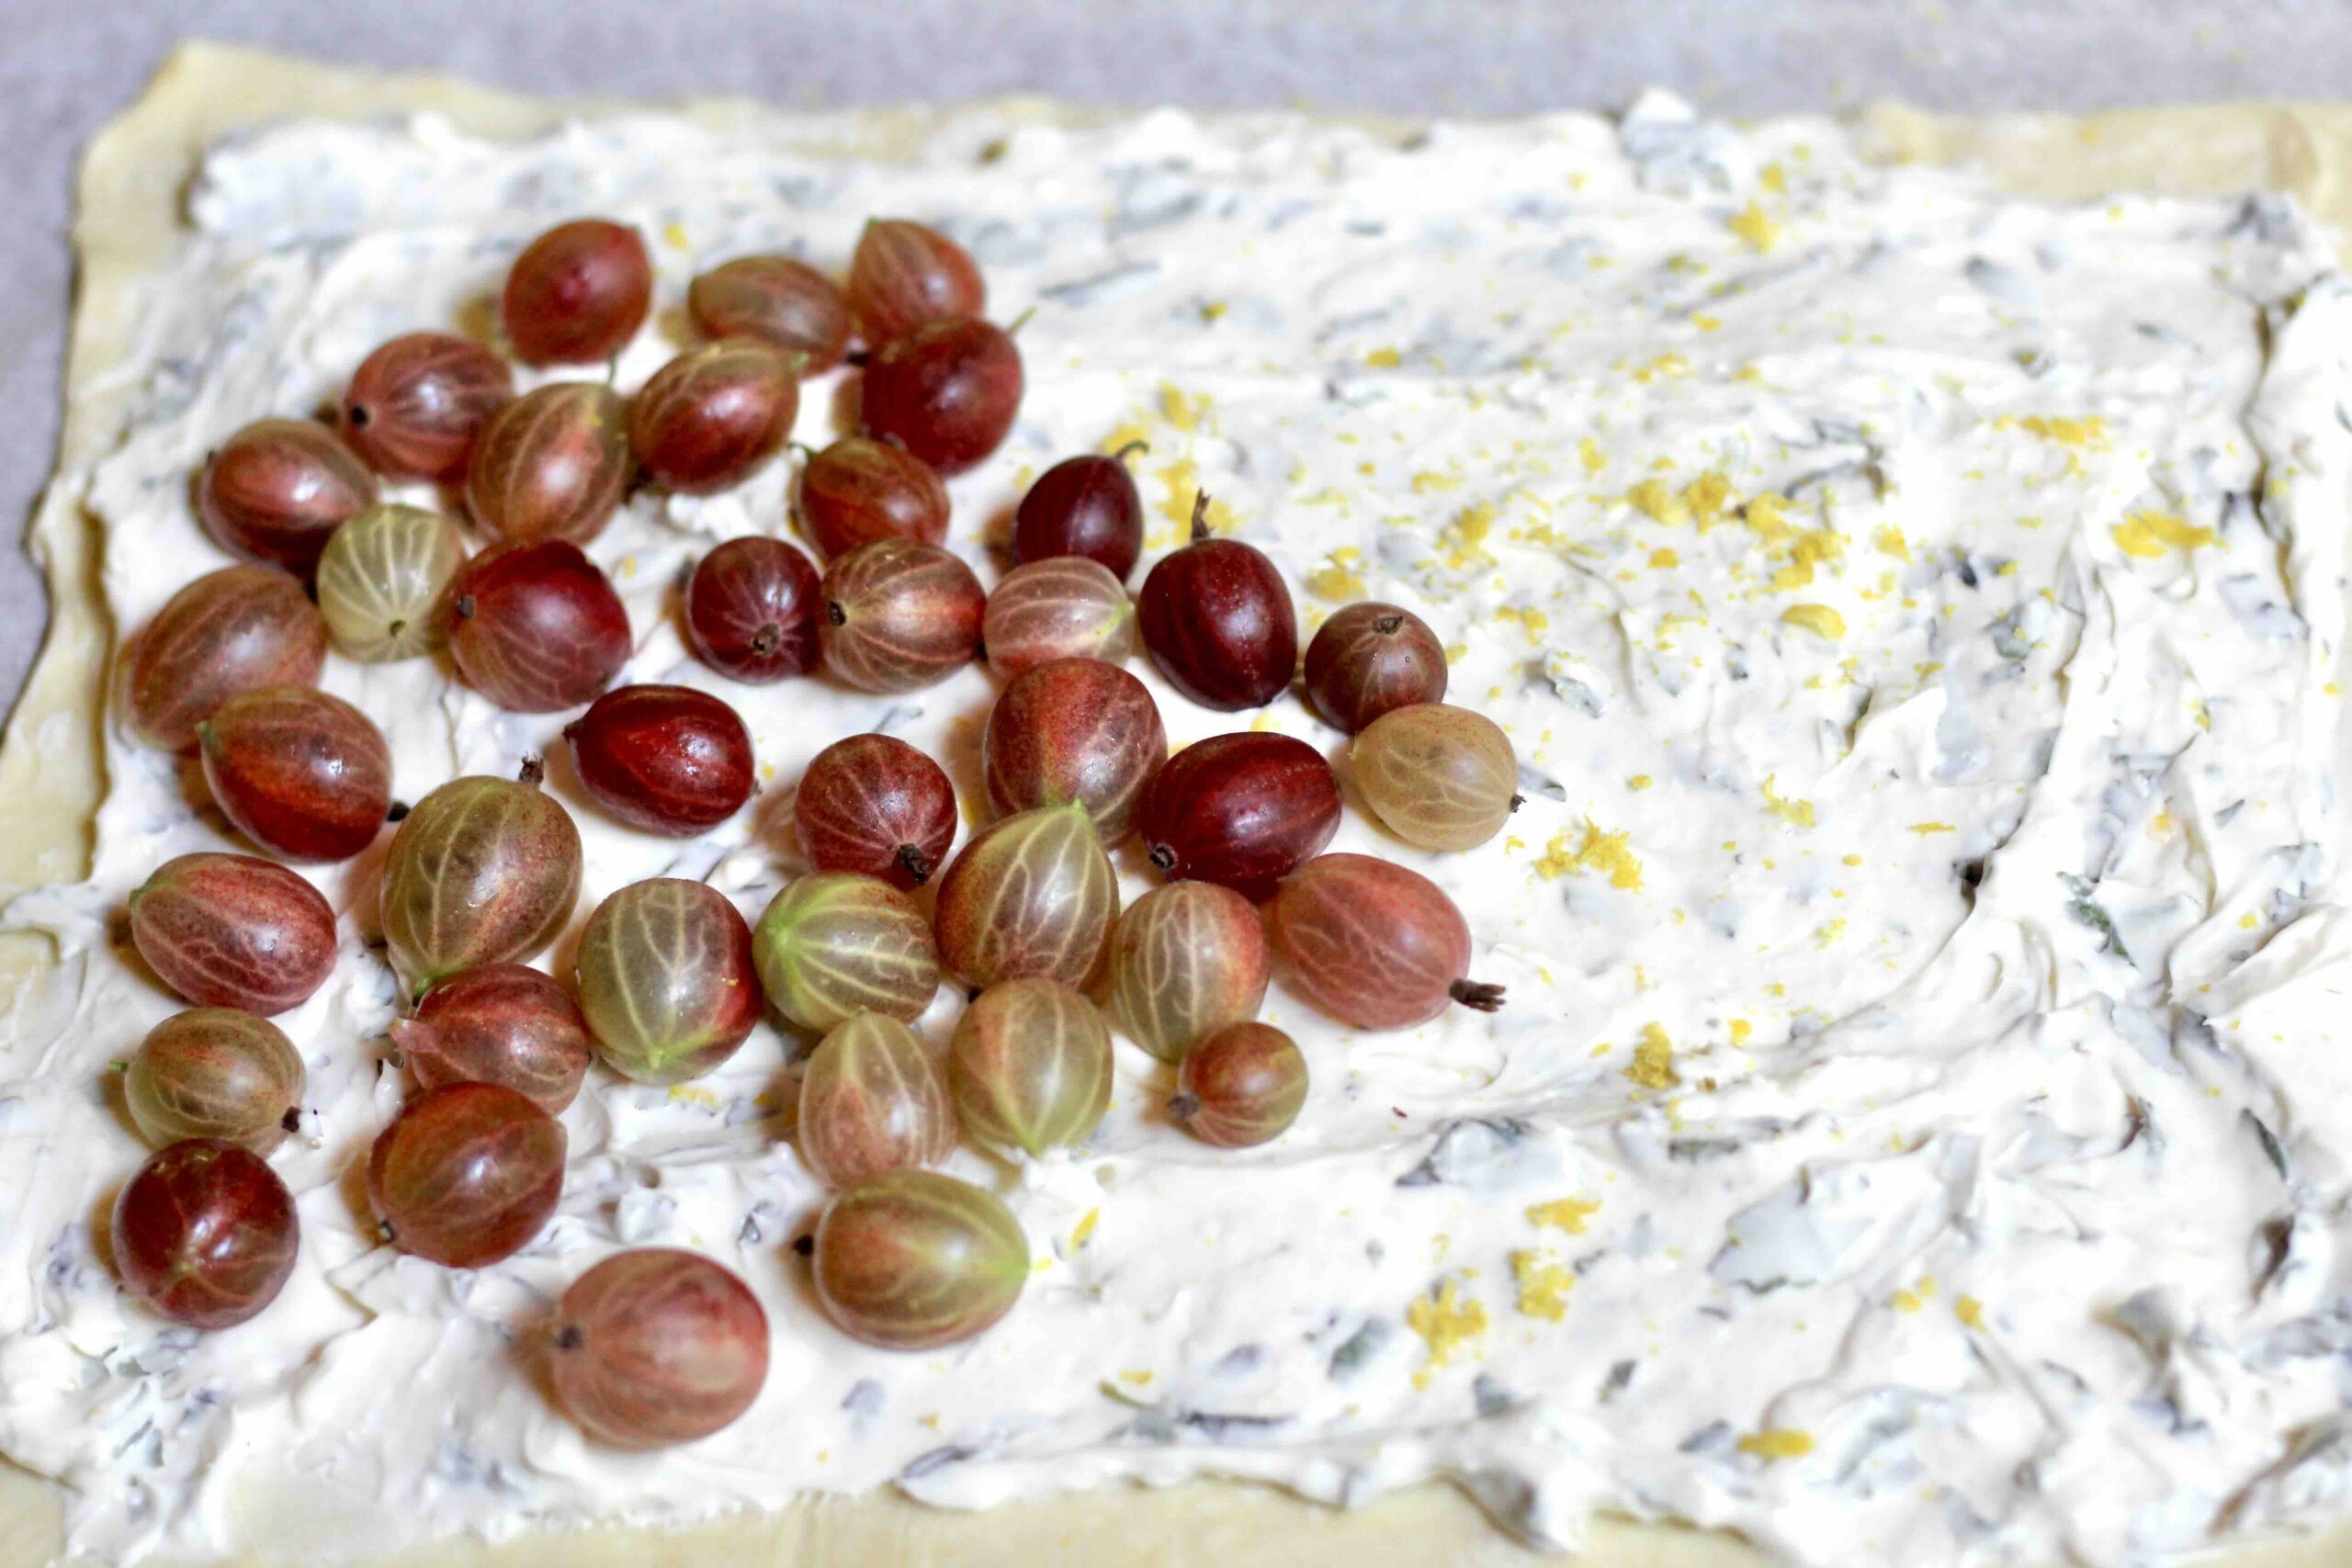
left=104, top=200, right=1528, bottom=1449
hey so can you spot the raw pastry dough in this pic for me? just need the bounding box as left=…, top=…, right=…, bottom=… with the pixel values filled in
left=6, top=43, right=2351, bottom=1568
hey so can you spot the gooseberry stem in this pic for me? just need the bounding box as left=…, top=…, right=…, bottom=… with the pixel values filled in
left=1450, top=978, right=1508, bottom=1012
left=896, top=842, right=933, bottom=885
left=1189, top=491, right=1214, bottom=543
left=1112, top=439, right=1149, bottom=464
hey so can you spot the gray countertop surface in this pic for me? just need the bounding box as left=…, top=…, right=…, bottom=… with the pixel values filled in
left=6, top=0, right=2346, bottom=718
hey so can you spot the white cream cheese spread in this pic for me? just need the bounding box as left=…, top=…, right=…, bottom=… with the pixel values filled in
left=3, top=91, right=2350, bottom=1566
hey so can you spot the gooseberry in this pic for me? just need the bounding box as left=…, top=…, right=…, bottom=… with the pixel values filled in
left=575, top=878, right=763, bottom=1085
left=846, top=220, right=984, bottom=345
left=1107, top=881, right=1270, bottom=1064
left=1011, top=449, right=1144, bottom=582
left=1265, top=853, right=1505, bottom=1030
left=948, top=978, right=1113, bottom=1156
left=797, top=435, right=949, bottom=561
left=1171, top=1021, right=1306, bottom=1148
left=392, top=964, right=592, bottom=1114
left=465, top=383, right=633, bottom=547
left=368, top=1081, right=566, bottom=1268
left=128, top=852, right=337, bottom=1016
left=111, top=1138, right=299, bottom=1328
left=122, top=565, right=326, bottom=751
left=859, top=317, right=1021, bottom=476
left=124, top=1009, right=305, bottom=1155
left=552, top=1248, right=770, bottom=1448
left=793, top=733, right=957, bottom=889
left=197, top=418, right=378, bottom=577
left=982, top=557, right=1137, bottom=678
left=1302, top=601, right=1446, bottom=733
left=933, top=803, right=1118, bottom=989
left=1351, top=703, right=1519, bottom=852
left=341, top=333, right=514, bottom=481
left=565, top=684, right=756, bottom=837
left=629, top=339, right=800, bottom=493
left=197, top=686, right=393, bottom=863
left=1137, top=495, right=1297, bottom=711
left=752, top=873, right=940, bottom=1032
left=812, top=1170, right=1026, bottom=1350
left=817, top=539, right=984, bottom=694
left=689, top=254, right=849, bottom=372
left=1137, top=731, right=1340, bottom=901
left=314, top=503, right=467, bottom=663
left=684, top=536, right=821, bottom=683
left=797, top=1011, right=956, bottom=1187
left=446, top=539, right=632, bottom=713
left=503, top=219, right=651, bottom=365
left=379, top=770, right=583, bottom=996
left=981, top=657, right=1164, bottom=844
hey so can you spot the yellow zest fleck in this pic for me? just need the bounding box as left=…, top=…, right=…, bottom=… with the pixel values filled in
left=1578, top=438, right=1609, bottom=477
left=666, top=1084, right=721, bottom=1107
left=1633, top=352, right=1690, bottom=384
left=1306, top=558, right=1367, bottom=602
left=2239, top=911, right=2261, bottom=930
left=1159, top=383, right=1205, bottom=434
left=1410, top=469, right=1462, bottom=494
left=1628, top=773, right=1654, bottom=792
left=1494, top=604, right=1549, bottom=641
left=1728, top=1018, right=1754, bottom=1046
left=1727, top=202, right=1782, bottom=252
left=1768, top=526, right=1846, bottom=592
left=1364, top=346, right=1403, bottom=368
left=2112, top=510, right=2218, bottom=559
left=1906, top=821, right=1956, bottom=836
left=1199, top=299, right=1228, bottom=321
left=1892, top=1277, right=1936, bottom=1313
left=1690, top=311, right=1723, bottom=333
left=1536, top=820, right=1645, bottom=890
left=1955, top=1295, right=1985, bottom=1328
left=1813, top=919, right=1848, bottom=949
left=1625, top=1022, right=1679, bottom=1090
left=1526, top=1197, right=1600, bottom=1235
left=1071, top=1208, right=1101, bottom=1248
left=2018, top=414, right=2109, bottom=447
left=1872, top=524, right=1911, bottom=561
left=1781, top=604, right=1845, bottom=640
left=1406, top=1276, right=1487, bottom=1389
left=1439, top=502, right=1498, bottom=570
left=1645, top=547, right=1681, bottom=571
left=1682, top=470, right=1735, bottom=530
left=1737, top=1427, right=1815, bottom=1461
left=1759, top=162, right=1788, bottom=194
left=1626, top=478, right=1690, bottom=526
left=1511, top=1249, right=1576, bottom=1322
left=1443, top=641, right=1468, bottom=664
left=1761, top=774, right=1816, bottom=829
left=1744, top=491, right=1796, bottom=547
left=1119, top=1369, right=1153, bottom=1386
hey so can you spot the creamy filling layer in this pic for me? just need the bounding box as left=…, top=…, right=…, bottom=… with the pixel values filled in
left=3, top=93, right=2349, bottom=1566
